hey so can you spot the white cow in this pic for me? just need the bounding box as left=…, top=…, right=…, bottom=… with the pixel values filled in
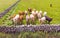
left=31, top=10, right=38, bottom=17
left=37, top=10, right=42, bottom=19
left=31, top=11, right=35, bottom=14
left=43, top=11, right=47, bottom=16
left=12, top=14, right=19, bottom=25
left=30, top=14, right=34, bottom=20
left=25, top=10, right=28, bottom=15
left=39, top=16, right=46, bottom=24
left=26, top=14, right=30, bottom=22
left=26, top=14, right=30, bottom=25
left=36, top=10, right=38, bottom=15
left=30, top=14, right=35, bottom=24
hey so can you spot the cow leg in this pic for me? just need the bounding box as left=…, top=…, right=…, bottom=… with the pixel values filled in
left=32, top=19, right=35, bottom=25
left=48, top=21, right=50, bottom=24
left=14, top=22, right=17, bottom=26
left=26, top=21, right=30, bottom=25
left=26, top=20, right=30, bottom=25
left=11, top=20, right=16, bottom=26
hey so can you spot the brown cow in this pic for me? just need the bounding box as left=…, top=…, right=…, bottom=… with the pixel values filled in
left=19, top=11, right=25, bottom=15
left=9, top=11, right=25, bottom=25
left=8, top=14, right=16, bottom=20
left=28, top=8, right=32, bottom=13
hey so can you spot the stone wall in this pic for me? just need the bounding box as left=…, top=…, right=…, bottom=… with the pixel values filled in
left=0, top=24, right=60, bottom=33
left=0, top=0, right=20, bottom=18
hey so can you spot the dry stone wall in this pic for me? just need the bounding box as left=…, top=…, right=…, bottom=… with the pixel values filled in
left=0, top=0, right=20, bottom=18
left=0, top=24, right=60, bottom=33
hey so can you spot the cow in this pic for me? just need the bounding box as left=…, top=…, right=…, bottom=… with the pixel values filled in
left=30, top=14, right=35, bottom=24
left=12, top=14, right=20, bottom=25
left=24, top=10, right=28, bottom=15
left=26, top=14, right=30, bottom=25
left=45, top=16, right=53, bottom=24
left=39, top=17, right=46, bottom=24
left=37, top=10, right=42, bottom=19
left=19, top=11, right=25, bottom=15
left=43, top=11, right=47, bottom=16
left=9, top=11, right=25, bottom=25
left=28, top=8, right=32, bottom=13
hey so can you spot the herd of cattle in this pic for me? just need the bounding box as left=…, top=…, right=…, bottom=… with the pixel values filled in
left=9, top=8, right=53, bottom=25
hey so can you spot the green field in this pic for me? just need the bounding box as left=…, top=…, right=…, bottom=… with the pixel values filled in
left=0, top=32, right=60, bottom=38
left=0, top=0, right=17, bottom=12
left=0, top=0, right=60, bottom=38
left=0, top=0, right=60, bottom=25
left=14, top=0, right=60, bottom=24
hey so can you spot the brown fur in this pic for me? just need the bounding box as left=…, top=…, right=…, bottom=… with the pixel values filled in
left=28, top=8, right=32, bottom=12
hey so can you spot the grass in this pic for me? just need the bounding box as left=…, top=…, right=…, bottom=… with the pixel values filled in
left=0, top=32, right=60, bottom=38
left=0, top=0, right=19, bottom=25
left=0, top=0, right=60, bottom=37
left=17, top=0, right=60, bottom=24
left=0, top=0, right=17, bottom=12
left=0, top=0, right=60, bottom=25
left=0, top=3, right=18, bottom=25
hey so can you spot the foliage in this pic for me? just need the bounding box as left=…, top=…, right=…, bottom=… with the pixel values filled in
left=0, top=32, right=60, bottom=38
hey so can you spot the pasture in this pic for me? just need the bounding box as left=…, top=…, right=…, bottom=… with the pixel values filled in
left=0, top=0, right=17, bottom=12
left=0, top=0, right=60, bottom=25
left=0, top=32, right=60, bottom=38
left=14, top=0, right=60, bottom=24
left=0, top=0, right=60, bottom=38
